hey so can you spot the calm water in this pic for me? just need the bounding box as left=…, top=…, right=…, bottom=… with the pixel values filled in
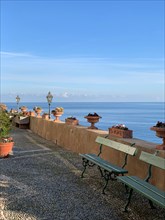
left=6, top=102, right=165, bottom=144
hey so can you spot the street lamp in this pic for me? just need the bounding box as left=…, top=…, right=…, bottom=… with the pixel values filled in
left=46, top=91, right=53, bottom=119
left=16, top=95, right=20, bottom=112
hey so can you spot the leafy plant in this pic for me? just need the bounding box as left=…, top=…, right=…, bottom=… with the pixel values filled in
left=52, top=107, right=64, bottom=113
left=55, top=107, right=64, bottom=112
left=19, top=106, right=27, bottom=109
left=112, top=124, right=129, bottom=130
left=0, top=110, right=12, bottom=141
left=66, top=116, right=77, bottom=120
left=85, top=113, right=101, bottom=118
left=33, top=106, right=42, bottom=111
left=154, top=121, right=165, bottom=128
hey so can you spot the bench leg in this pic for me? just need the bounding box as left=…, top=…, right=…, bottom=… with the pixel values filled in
left=97, top=166, right=104, bottom=177
left=125, top=184, right=129, bottom=194
left=81, top=158, right=88, bottom=178
left=102, top=170, right=112, bottom=194
left=124, top=188, right=133, bottom=212
left=149, top=200, right=156, bottom=209
left=102, top=179, right=108, bottom=194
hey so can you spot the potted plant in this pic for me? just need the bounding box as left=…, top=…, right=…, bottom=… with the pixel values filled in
left=51, top=107, right=64, bottom=122
left=84, top=113, right=101, bottom=129
left=0, top=103, right=7, bottom=111
left=150, top=121, right=165, bottom=150
left=65, top=116, right=79, bottom=126
left=19, top=106, right=28, bottom=113
left=10, top=109, right=18, bottom=114
left=33, top=106, right=42, bottom=118
left=42, top=113, right=49, bottom=120
left=0, top=110, right=14, bottom=158
left=109, top=124, right=133, bottom=138
left=29, top=111, right=35, bottom=116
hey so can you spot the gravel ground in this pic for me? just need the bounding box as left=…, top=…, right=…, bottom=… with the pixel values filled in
left=0, top=127, right=164, bottom=220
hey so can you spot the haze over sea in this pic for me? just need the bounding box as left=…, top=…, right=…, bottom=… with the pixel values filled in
left=6, top=102, right=164, bottom=144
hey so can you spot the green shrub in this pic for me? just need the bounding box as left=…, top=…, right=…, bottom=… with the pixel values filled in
left=0, top=110, right=11, bottom=139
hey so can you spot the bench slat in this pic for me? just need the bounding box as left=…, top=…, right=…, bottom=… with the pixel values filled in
left=117, top=176, right=165, bottom=208
left=80, top=153, right=128, bottom=174
left=126, top=176, right=165, bottom=199
left=140, top=151, right=165, bottom=170
left=95, top=136, right=137, bottom=155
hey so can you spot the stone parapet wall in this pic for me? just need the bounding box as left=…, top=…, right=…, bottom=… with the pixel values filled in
left=30, top=117, right=165, bottom=191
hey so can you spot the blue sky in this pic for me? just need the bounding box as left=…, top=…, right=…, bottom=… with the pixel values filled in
left=0, top=0, right=164, bottom=102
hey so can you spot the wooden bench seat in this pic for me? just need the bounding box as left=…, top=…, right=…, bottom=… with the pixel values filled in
left=80, top=153, right=128, bottom=174
left=79, top=136, right=136, bottom=194
left=117, top=151, right=165, bottom=211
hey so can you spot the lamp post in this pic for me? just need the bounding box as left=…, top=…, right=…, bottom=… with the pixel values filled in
left=46, top=91, right=53, bottom=119
left=16, top=95, right=20, bottom=112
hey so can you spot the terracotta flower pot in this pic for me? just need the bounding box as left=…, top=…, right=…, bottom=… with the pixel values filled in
left=42, top=114, right=49, bottom=120
left=52, top=112, right=63, bottom=122
left=29, top=111, right=35, bottom=116
left=21, top=107, right=27, bottom=113
left=0, top=141, right=14, bottom=158
left=150, top=126, right=165, bottom=150
left=65, top=118, right=79, bottom=126
left=84, top=116, right=101, bottom=129
left=109, top=127, right=133, bottom=138
left=35, top=109, right=42, bottom=118
left=0, top=104, right=7, bottom=111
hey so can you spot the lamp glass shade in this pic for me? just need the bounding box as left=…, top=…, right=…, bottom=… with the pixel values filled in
left=46, top=92, right=53, bottom=104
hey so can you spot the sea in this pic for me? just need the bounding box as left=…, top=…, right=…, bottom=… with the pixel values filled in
left=5, top=102, right=165, bottom=144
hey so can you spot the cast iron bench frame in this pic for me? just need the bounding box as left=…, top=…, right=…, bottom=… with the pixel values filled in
left=79, top=136, right=136, bottom=194
left=117, top=151, right=165, bottom=212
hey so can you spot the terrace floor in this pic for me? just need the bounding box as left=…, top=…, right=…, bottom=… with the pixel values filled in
left=0, top=127, right=164, bottom=220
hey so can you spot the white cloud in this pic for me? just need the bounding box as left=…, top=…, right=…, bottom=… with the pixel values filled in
left=61, top=92, right=70, bottom=98
left=0, top=51, right=34, bottom=57
left=1, top=51, right=164, bottom=102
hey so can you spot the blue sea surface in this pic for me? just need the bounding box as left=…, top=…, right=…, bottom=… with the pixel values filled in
left=6, top=102, right=165, bottom=144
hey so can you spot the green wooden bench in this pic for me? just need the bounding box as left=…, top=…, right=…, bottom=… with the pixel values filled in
left=79, top=136, right=137, bottom=194
left=117, top=151, right=165, bottom=212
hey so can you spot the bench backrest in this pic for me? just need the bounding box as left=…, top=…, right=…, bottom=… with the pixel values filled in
left=140, top=151, right=165, bottom=170
left=95, top=136, right=137, bottom=156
